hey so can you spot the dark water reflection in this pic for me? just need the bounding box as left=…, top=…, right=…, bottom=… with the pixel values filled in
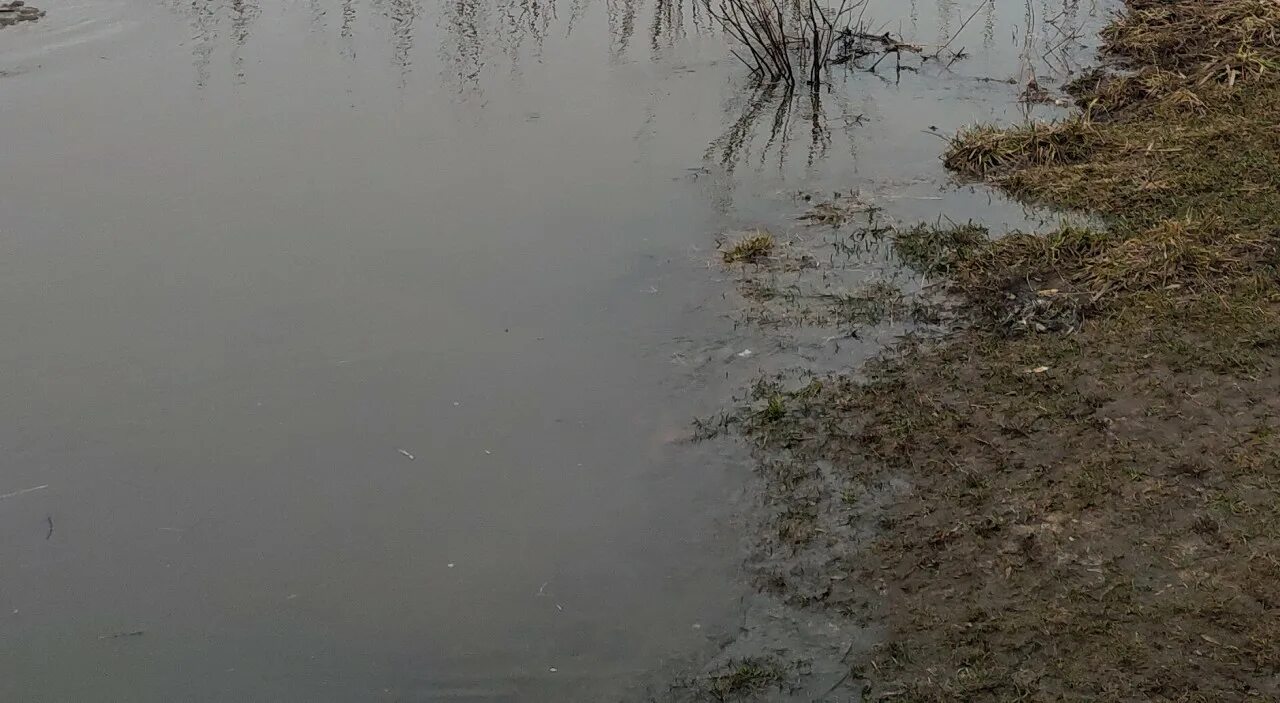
left=161, top=0, right=1101, bottom=90
left=707, top=84, right=869, bottom=184
left=0, top=0, right=1106, bottom=700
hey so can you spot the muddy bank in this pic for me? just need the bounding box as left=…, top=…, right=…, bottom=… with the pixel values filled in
left=698, top=0, right=1280, bottom=700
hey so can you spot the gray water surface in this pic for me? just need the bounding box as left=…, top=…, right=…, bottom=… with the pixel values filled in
left=0, top=1, right=1107, bottom=700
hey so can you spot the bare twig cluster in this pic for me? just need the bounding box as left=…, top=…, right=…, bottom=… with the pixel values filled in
left=706, top=0, right=983, bottom=87
left=705, top=0, right=868, bottom=87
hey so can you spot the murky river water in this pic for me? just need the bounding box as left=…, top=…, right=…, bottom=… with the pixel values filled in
left=0, top=0, right=1105, bottom=700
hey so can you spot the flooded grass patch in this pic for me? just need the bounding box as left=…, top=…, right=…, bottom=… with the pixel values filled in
left=665, top=656, right=811, bottom=702
left=889, top=221, right=989, bottom=276
left=716, top=202, right=965, bottom=339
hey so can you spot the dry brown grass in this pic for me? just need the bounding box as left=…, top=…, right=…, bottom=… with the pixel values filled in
left=1069, top=66, right=1198, bottom=114
left=1076, top=217, right=1271, bottom=297
left=943, top=119, right=1099, bottom=178
left=1103, top=0, right=1280, bottom=70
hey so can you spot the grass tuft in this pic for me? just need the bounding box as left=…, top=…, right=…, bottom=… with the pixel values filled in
left=721, top=230, right=776, bottom=264
left=943, top=119, right=1098, bottom=178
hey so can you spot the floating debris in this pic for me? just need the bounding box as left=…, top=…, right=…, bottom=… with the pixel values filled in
left=797, top=192, right=871, bottom=227
left=0, top=1, right=44, bottom=27
left=0, top=484, right=47, bottom=500
left=98, top=630, right=145, bottom=640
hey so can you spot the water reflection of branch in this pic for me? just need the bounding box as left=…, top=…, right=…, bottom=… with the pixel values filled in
left=495, top=0, right=554, bottom=66
left=759, top=84, right=795, bottom=168
left=164, top=0, right=262, bottom=88
left=653, top=0, right=711, bottom=48
left=981, top=0, right=994, bottom=50
left=565, top=0, right=587, bottom=36
left=707, top=82, right=858, bottom=180
left=388, top=0, right=418, bottom=82
left=230, top=0, right=261, bottom=83
left=340, top=0, right=357, bottom=57
left=308, top=0, right=326, bottom=32
left=442, top=0, right=487, bottom=90
left=805, top=87, right=830, bottom=168
left=935, top=0, right=953, bottom=44
left=707, top=83, right=781, bottom=178
left=650, top=0, right=674, bottom=54
left=166, top=0, right=717, bottom=90
left=608, top=0, right=639, bottom=59
left=190, top=1, right=216, bottom=88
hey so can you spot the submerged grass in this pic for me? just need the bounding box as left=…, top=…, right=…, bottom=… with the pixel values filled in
left=721, top=0, right=1280, bottom=699
left=666, top=656, right=808, bottom=702
left=716, top=212, right=946, bottom=334
left=891, top=221, right=988, bottom=275
left=701, top=658, right=790, bottom=701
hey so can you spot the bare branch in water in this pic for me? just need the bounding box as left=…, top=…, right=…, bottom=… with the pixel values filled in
left=702, top=0, right=869, bottom=87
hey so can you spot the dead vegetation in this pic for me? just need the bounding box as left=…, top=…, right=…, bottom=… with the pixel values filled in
left=943, top=119, right=1100, bottom=179
left=698, top=658, right=797, bottom=701
left=720, top=230, right=777, bottom=264
left=796, top=191, right=870, bottom=227
left=1101, top=0, right=1280, bottom=72
left=663, top=656, right=810, bottom=702
left=704, top=0, right=869, bottom=87
left=0, top=1, right=43, bottom=26
left=705, top=0, right=973, bottom=88
left=718, top=0, right=1280, bottom=699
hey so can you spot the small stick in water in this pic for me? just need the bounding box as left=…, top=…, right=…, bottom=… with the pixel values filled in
left=98, top=630, right=145, bottom=640
left=0, top=484, right=47, bottom=500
